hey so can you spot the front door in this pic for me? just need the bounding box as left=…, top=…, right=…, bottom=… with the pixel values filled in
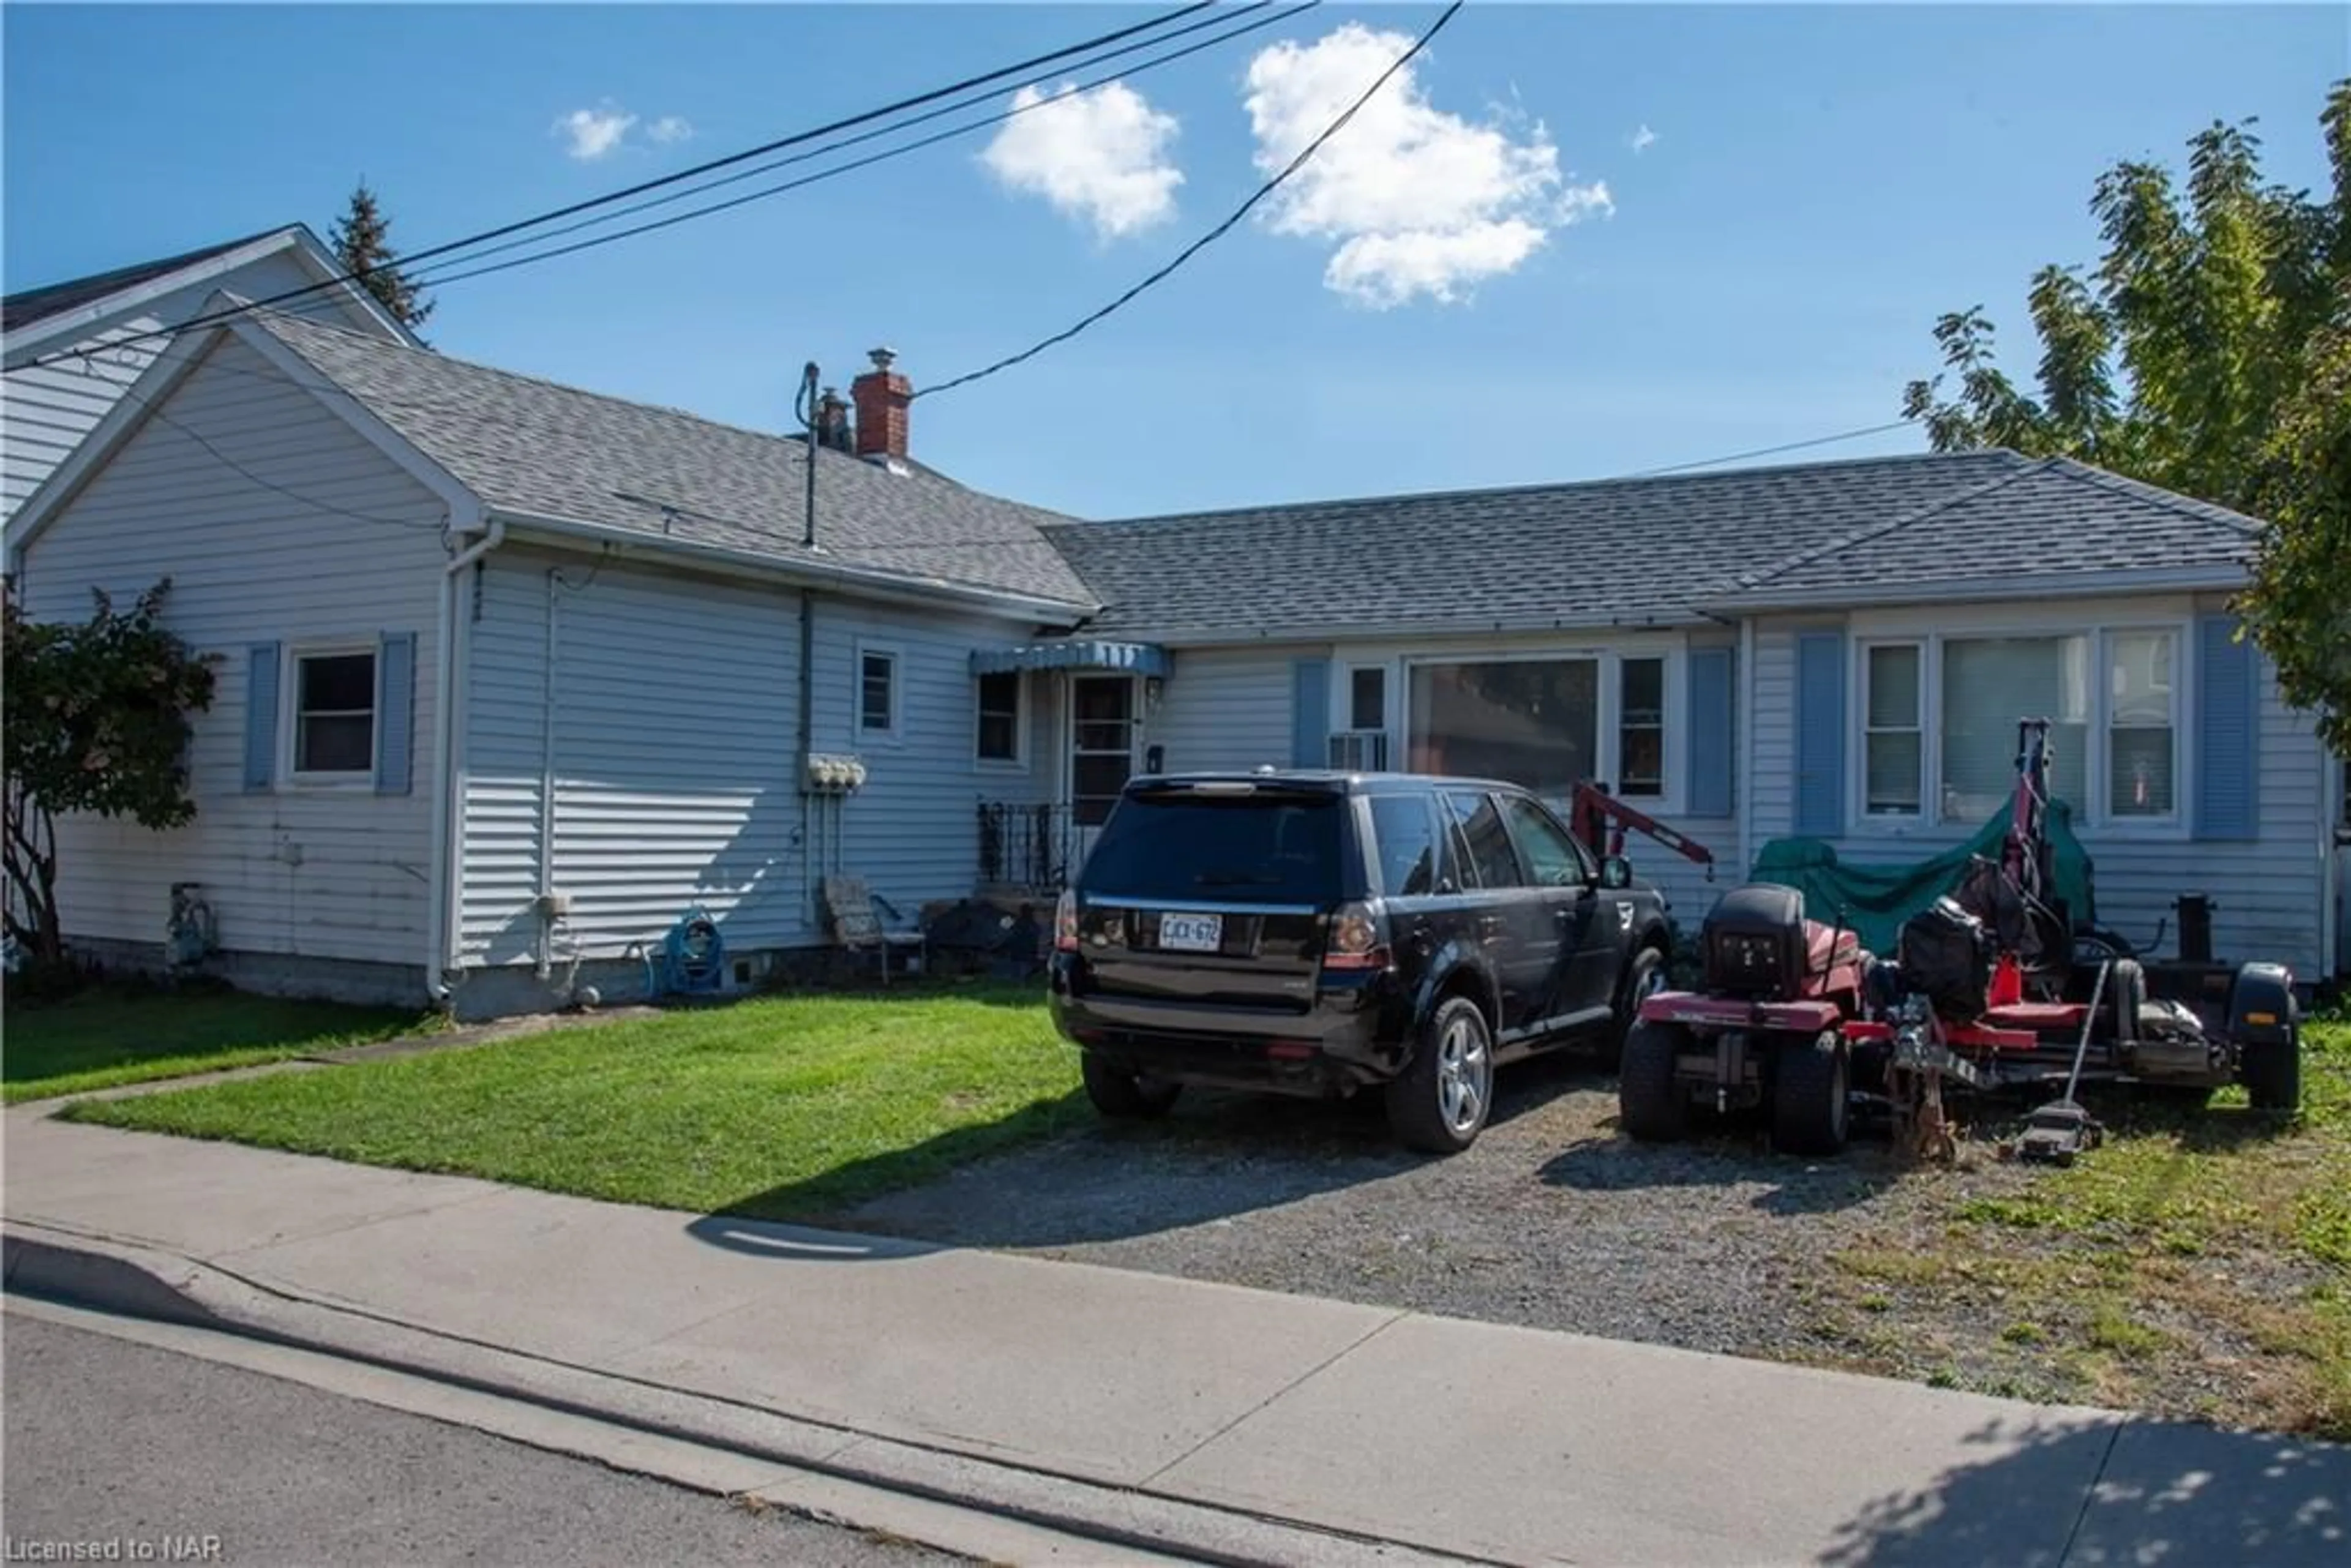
left=1068, top=674, right=1138, bottom=877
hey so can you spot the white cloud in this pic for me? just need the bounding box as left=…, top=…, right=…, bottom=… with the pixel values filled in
left=554, top=103, right=637, bottom=161
left=1242, top=23, right=1611, bottom=308
left=648, top=115, right=695, bottom=146
left=1631, top=123, right=1657, bottom=153
left=980, top=79, right=1183, bottom=240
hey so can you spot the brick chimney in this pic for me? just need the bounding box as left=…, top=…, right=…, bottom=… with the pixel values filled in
left=850, top=347, right=912, bottom=462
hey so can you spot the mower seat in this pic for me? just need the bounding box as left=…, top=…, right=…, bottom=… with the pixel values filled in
left=1805, top=921, right=1861, bottom=975
left=1983, top=1000, right=2088, bottom=1033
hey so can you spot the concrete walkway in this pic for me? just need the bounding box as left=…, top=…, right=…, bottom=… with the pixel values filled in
left=6, top=1105, right=2345, bottom=1567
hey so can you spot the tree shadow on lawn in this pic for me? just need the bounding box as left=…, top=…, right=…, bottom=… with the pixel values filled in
left=1818, top=1412, right=2347, bottom=1567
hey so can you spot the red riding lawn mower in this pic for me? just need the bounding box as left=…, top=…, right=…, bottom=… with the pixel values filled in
left=1619, top=719, right=2306, bottom=1163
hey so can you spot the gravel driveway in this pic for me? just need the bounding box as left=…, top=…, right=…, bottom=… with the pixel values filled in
left=841, top=1053, right=2049, bottom=1362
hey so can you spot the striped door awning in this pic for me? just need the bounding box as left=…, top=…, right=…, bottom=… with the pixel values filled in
left=969, top=640, right=1169, bottom=678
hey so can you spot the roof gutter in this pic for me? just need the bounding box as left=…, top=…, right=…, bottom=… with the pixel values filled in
left=1092, top=609, right=1714, bottom=648
left=484, top=507, right=1093, bottom=626
left=1695, top=563, right=2249, bottom=616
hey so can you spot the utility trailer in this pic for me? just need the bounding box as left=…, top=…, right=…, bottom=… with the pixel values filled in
left=1619, top=721, right=2306, bottom=1159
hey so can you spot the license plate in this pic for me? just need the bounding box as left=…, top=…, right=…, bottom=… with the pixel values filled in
left=1158, top=912, right=1223, bottom=953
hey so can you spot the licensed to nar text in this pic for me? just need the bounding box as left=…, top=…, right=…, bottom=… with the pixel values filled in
left=4, top=1538, right=223, bottom=1564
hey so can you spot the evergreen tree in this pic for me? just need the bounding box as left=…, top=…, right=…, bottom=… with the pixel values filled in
left=329, top=181, right=434, bottom=336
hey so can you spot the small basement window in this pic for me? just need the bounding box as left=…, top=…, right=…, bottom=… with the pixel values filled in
left=293, top=649, right=376, bottom=777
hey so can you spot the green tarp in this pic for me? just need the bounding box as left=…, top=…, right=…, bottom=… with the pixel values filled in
left=1747, top=799, right=2098, bottom=957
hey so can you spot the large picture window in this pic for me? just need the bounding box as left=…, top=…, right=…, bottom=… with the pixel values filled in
left=1939, top=636, right=2089, bottom=822
left=1407, top=659, right=1598, bottom=797
left=1858, top=627, right=2180, bottom=830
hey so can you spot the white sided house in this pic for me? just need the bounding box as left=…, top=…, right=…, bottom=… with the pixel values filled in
left=6, top=309, right=2343, bottom=1015
left=1045, top=454, right=2346, bottom=989
left=4, top=307, right=1098, bottom=1015
left=2, top=225, right=417, bottom=522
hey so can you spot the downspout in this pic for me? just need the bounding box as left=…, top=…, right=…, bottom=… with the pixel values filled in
left=538, top=564, right=563, bottom=981
left=426, top=514, right=504, bottom=1007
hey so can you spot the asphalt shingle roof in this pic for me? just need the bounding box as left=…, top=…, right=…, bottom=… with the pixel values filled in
left=244, top=310, right=1096, bottom=609
left=1047, top=452, right=2030, bottom=637
left=1046, top=449, right=2262, bottom=638
left=2, top=229, right=283, bottom=334
left=1732, top=456, right=2260, bottom=594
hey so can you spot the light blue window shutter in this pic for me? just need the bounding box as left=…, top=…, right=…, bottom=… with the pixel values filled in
left=2195, top=614, right=2258, bottom=840
left=1793, top=631, right=1846, bottom=836
left=375, top=631, right=417, bottom=796
left=1291, top=658, right=1330, bottom=768
left=243, top=642, right=281, bottom=792
left=1687, top=646, right=1734, bottom=819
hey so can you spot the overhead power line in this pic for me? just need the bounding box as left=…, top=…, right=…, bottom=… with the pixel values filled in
left=16, top=1, right=1222, bottom=370
left=1624, top=419, right=1922, bottom=478
left=917, top=0, right=1465, bottom=401
left=413, top=2, right=1321, bottom=293
left=424, top=1, right=1308, bottom=278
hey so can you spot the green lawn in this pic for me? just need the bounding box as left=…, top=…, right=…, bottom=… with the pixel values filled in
left=62, top=985, right=1086, bottom=1220
left=1821, top=1010, right=2351, bottom=1440
left=5, top=984, right=433, bottom=1103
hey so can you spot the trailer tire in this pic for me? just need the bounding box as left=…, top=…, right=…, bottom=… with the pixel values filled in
left=1772, top=1030, right=1850, bottom=1157
left=2242, top=1024, right=2301, bottom=1115
left=1618, top=1019, right=1688, bottom=1143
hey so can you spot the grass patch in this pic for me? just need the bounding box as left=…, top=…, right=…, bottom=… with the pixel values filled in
left=63, top=984, right=1086, bottom=1220
left=4, top=983, right=432, bottom=1103
left=1824, top=1016, right=2351, bottom=1439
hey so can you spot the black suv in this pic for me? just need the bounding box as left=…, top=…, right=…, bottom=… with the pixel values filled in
left=1049, top=770, right=1674, bottom=1153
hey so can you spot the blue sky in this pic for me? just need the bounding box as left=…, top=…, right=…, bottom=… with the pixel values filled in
left=6, top=3, right=2344, bottom=519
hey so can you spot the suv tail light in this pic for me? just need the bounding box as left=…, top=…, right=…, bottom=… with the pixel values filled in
left=1322, top=901, right=1390, bottom=972
left=1054, top=889, right=1079, bottom=953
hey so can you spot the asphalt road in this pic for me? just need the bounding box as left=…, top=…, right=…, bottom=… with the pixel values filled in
left=2, top=1312, right=956, bottom=1568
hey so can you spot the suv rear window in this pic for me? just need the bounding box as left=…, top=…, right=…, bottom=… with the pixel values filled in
left=1084, top=789, right=1344, bottom=902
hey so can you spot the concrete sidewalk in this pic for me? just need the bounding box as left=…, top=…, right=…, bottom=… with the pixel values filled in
left=6, top=1107, right=2345, bottom=1567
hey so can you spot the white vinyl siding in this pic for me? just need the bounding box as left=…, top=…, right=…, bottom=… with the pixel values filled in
left=457, top=560, right=1058, bottom=967
left=1145, top=645, right=1322, bottom=776
left=12, top=334, right=446, bottom=968
left=2, top=250, right=386, bottom=522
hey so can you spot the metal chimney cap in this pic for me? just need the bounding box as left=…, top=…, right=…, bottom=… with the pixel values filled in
left=866, top=346, right=898, bottom=372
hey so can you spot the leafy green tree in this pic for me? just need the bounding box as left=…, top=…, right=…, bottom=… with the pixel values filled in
left=1904, top=80, right=2351, bottom=749
left=329, top=180, right=434, bottom=336
left=2, top=579, right=217, bottom=967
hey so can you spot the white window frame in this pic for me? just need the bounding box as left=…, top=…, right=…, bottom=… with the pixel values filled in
left=1858, top=638, right=1927, bottom=821
left=853, top=640, right=901, bottom=743
left=1844, top=615, right=2191, bottom=840
left=974, top=668, right=1026, bottom=770
left=281, top=642, right=379, bottom=789
left=1352, top=638, right=1685, bottom=817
